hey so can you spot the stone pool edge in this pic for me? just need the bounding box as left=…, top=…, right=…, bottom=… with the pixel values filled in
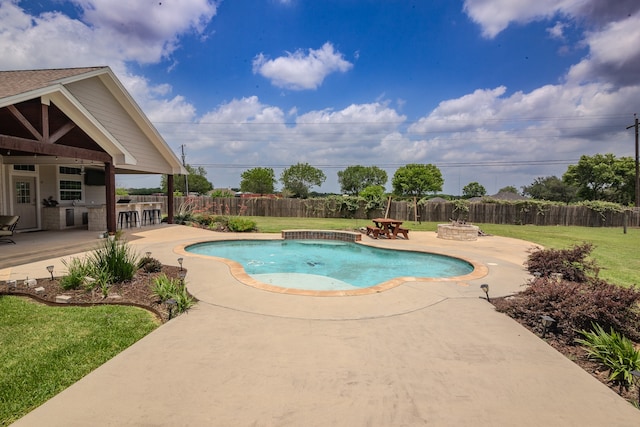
left=174, top=235, right=488, bottom=297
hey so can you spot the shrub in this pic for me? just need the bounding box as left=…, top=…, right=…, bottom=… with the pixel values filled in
left=138, top=256, right=163, bottom=273
left=152, top=274, right=179, bottom=303
left=60, top=257, right=94, bottom=290
left=494, top=277, right=640, bottom=343
left=576, top=323, right=640, bottom=393
left=90, top=238, right=138, bottom=283
left=152, top=274, right=195, bottom=314
left=227, top=216, right=257, bottom=232
left=173, top=285, right=196, bottom=313
left=525, top=242, right=599, bottom=282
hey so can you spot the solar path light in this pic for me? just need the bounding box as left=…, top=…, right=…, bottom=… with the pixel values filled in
left=540, top=315, right=555, bottom=338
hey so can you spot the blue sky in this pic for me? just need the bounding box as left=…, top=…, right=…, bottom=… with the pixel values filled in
left=2, top=0, right=640, bottom=195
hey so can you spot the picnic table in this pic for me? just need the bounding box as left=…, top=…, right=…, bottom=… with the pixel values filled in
left=366, top=218, right=409, bottom=239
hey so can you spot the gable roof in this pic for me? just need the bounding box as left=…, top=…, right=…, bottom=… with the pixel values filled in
left=0, top=67, right=187, bottom=175
left=0, top=67, right=105, bottom=100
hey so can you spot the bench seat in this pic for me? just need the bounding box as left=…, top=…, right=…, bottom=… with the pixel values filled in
left=0, top=215, right=19, bottom=244
left=396, top=227, right=410, bottom=239
left=365, top=225, right=383, bottom=238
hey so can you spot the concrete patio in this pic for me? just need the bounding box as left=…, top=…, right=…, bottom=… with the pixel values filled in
left=5, top=225, right=640, bottom=426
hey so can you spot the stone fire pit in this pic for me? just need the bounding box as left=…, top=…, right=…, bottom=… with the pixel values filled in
left=437, top=222, right=479, bottom=241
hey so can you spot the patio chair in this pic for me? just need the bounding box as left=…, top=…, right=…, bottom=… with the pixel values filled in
left=0, top=215, right=19, bottom=244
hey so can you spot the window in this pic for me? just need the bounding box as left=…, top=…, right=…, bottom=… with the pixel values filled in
left=59, top=166, right=81, bottom=175
left=60, top=180, right=82, bottom=201
left=58, top=166, right=83, bottom=201
left=13, top=164, right=35, bottom=172
left=15, top=181, right=31, bottom=204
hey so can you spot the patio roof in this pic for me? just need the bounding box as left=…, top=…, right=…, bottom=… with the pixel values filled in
left=0, top=66, right=187, bottom=175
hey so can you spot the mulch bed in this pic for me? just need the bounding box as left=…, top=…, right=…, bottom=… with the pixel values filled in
left=0, top=266, right=185, bottom=323
left=492, top=296, right=639, bottom=406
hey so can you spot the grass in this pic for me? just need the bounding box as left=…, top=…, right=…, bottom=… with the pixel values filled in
left=0, top=297, right=158, bottom=426
left=247, top=216, right=640, bottom=288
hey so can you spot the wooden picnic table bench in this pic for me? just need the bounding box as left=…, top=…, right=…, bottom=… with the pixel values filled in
left=370, top=218, right=409, bottom=239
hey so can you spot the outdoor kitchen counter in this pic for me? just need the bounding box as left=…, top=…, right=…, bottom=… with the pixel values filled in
left=87, top=202, right=162, bottom=231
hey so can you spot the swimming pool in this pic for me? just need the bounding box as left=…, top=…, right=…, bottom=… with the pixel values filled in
left=185, top=239, right=474, bottom=292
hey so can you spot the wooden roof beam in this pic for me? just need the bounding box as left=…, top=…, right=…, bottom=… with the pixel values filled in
left=0, top=134, right=111, bottom=163
left=6, top=105, right=42, bottom=141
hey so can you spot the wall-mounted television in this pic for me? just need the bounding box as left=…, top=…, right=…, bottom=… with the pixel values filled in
left=84, top=169, right=105, bottom=186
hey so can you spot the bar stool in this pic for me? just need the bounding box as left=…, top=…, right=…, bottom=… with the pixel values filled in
left=142, top=209, right=153, bottom=226
left=118, top=211, right=130, bottom=228
left=153, top=208, right=161, bottom=224
left=128, top=210, right=140, bottom=227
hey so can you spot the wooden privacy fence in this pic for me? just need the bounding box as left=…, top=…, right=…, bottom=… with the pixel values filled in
left=129, top=196, right=640, bottom=227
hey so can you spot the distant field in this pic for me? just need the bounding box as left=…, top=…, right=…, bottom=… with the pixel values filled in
left=247, top=216, right=640, bottom=288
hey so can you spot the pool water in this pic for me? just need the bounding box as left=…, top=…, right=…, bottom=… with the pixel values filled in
left=186, top=239, right=474, bottom=291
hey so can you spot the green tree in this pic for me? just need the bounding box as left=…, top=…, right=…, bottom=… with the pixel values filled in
left=462, top=182, right=486, bottom=198
left=522, top=176, right=578, bottom=203
left=240, top=167, right=276, bottom=194
left=161, top=164, right=213, bottom=195
left=391, top=164, right=443, bottom=198
left=337, top=165, right=387, bottom=195
left=563, top=154, right=634, bottom=203
left=498, top=186, right=519, bottom=194
left=359, top=184, right=386, bottom=214
left=280, top=163, right=326, bottom=198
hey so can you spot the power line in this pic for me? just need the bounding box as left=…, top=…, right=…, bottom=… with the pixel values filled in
left=191, top=159, right=578, bottom=169
left=153, top=113, right=631, bottom=126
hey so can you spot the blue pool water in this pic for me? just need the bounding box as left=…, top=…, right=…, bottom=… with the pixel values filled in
left=186, top=240, right=474, bottom=291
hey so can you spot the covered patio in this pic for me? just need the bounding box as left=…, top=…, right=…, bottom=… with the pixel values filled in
left=0, top=67, right=186, bottom=235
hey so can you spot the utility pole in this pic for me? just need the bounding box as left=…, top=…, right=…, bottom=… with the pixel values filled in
left=626, top=114, right=639, bottom=207
left=181, top=144, right=189, bottom=195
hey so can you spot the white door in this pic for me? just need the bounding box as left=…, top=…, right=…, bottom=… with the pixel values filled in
left=13, top=176, right=38, bottom=230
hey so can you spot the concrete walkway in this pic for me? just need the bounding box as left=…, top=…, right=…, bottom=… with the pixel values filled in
left=9, top=225, right=640, bottom=426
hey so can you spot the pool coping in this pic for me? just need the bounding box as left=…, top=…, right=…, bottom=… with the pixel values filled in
left=174, top=236, right=489, bottom=297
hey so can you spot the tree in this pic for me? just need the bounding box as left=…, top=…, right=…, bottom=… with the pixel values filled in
left=462, top=182, right=486, bottom=198
left=240, top=167, right=276, bottom=194
left=562, top=154, right=634, bottom=203
left=161, top=164, right=213, bottom=195
left=522, top=176, right=577, bottom=203
left=391, top=164, right=443, bottom=198
left=498, top=186, right=519, bottom=194
left=359, top=185, right=386, bottom=213
left=337, top=165, right=387, bottom=195
left=280, top=163, right=326, bottom=198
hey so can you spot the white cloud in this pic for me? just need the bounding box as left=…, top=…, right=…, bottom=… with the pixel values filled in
left=408, top=81, right=640, bottom=172
left=547, top=21, right=566, bottom=39
left=463, top=0, right=640, bottom=38
left=0, top=0, right=217, bottom=148
left=462, top=0, right=576, bottom=38
left=72, top=0, right=217, bottom=63
left=0, top=1, right=217, bottom=69
left=567, top=14, right=640, bottom=86
left=252, top=42, right=353, bottom=90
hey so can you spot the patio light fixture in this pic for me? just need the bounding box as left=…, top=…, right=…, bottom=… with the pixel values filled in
left=480, top=284, right=490, bottom=302
left=46, top=265, right=54, bottom=281
left=177, top=257, right=184, bottom=271
left=540, top=315, right=555, bottom=338
left=166, top=298, right=177, bottom=320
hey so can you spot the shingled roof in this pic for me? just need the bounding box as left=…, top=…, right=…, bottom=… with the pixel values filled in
left=0, top=67, right=106, bottom=99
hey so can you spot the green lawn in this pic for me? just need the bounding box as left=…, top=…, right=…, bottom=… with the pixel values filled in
left=0, top=297, right=158, bottom=426
left=248, top=216, right=640, bottom=288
